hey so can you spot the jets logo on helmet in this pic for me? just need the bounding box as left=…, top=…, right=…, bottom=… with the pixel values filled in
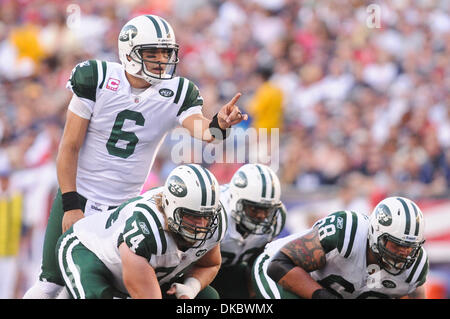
left=118, top=15, right=179, bottom=85
left=229, top=164, right=282, bottom=234
left=163, top=164, right=221, bottom=248
left=368, top=197, right=425, bottom=275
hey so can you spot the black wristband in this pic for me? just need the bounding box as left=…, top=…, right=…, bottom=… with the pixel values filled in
left=62, top=191, right=81, bottom=212
left=311, top=288, right=339, bottom=299
left=208, top=114, right=229, bottom=140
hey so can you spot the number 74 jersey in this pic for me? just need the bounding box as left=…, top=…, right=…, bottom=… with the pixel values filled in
left=66, top=60, right=203, bottom=206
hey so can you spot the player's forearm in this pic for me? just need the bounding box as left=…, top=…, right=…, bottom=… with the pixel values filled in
left=186, top=263, right=220, bottom=289
left=56, top=143, right=79, bottom=193
left=278, top=267, right=323, bottom=298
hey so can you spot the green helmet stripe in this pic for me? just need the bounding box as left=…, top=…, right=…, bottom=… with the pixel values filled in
left=397, top=197, right=411, bottom=235
left=255, top=164, right=267, bottom=198
left=146, top=15, right=162, bottom=38
left=198, top=165, right=215, bottom=206
left=411, top=202, right=420, bottom=236
left=266, top=167, right=275, bottom=199
left=158, top=17, right=170, bottom=36
left=186, top=164, right=207, bottom=206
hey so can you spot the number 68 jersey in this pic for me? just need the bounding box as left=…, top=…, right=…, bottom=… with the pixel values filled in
left=67, top=60, right=204, bottom=206
left=265, top=211, right=429, bottom=299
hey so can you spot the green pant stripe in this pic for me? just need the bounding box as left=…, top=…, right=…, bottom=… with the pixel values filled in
left=252, top=253, right=279, bottom=299
left=58, top=232, right=85, bottom=299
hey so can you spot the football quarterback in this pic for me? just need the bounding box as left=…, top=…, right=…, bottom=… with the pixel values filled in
left=56, top=164, right=227, bottom=299
left=24, top=14, right=246, bottom=299
left=252, top=197, right=428, bottom=299
left=211, top=164, right=287, bottom=298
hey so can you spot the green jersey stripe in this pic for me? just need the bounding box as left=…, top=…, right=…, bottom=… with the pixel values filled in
left=146, top=15, right=162, bottom=38
left=174, top=77, right=185, bottom=104
left=256, top=164, right=267, bottom=198
left=99, top=61, right=107, bottom=89
left=186, top=164, right=207, bottom=206
left=406, top=248, right=424, bottom=283
left=415, top=254, right=428, bottom=286
left=344, top=212, right=358, bottom=258
left=178, top=80, right=195, bottom=115
left=136, top=203, right=167, bottom=254
left=336, top=213, right=347, bottom=253
left=397, top=197, right=411, bottom=235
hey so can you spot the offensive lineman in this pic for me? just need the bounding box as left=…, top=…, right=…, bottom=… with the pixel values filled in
left=24, top=14, right=247, bottom=299
left=252, top=197, right=428, bottom=299
left=56, top=164, right=226, bottom=299
left=211, top=164, right=286, bottom=298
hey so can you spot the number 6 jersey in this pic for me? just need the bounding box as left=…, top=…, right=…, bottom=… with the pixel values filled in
left=66, top=60, right=204, bottom=206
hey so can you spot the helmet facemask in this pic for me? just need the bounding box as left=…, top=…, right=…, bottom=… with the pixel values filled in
left=128, top=45, right=179, bottom=83
left=168, top=206, right=220, bottom=248
left=374, top=233, right=424, bottom=275
left=233, top=199, right=280, bottom=235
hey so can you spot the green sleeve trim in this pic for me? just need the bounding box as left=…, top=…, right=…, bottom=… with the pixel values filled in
left=99, top=61, right=107, bottom=89
left=174, top=77, right=185, bottom=104
left=177, top=79, right=203, bottom=116
left=343, top=212, right=358, bottom=258
left=136, top=203, right=168, bottom=254
left=69, top=60, right=98, bottom=102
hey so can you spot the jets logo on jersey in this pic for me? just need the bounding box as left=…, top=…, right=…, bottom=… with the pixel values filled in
left=106, top=78, right=120, bottom=92
left=382, top=280, right=397, bottom=288
left=159, top=88, right=174, bottom=97
left=168, top=176, right=187, bottom=197
left=375, top=204, right=392, bottom=226
left=196, top=249, right=208, bottom=257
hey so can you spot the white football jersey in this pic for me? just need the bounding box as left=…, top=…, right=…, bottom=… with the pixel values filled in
left=66, top=60, right=203, bottom=206
left=73, top=187, right=227, bottom=295
left=263, top=211, right=429, bottom=298
left=219, top=184, right=286, bottom=267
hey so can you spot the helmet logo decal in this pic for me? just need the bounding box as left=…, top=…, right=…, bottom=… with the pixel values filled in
left=159, top=88, right=174, bottom=97
left=168, top=176, right=187, bottom=197
left=375, top=204, right=392, bottom=226
left=119, top=25, right=138, bottom=42
left=233, top=171, right=248, bottom=188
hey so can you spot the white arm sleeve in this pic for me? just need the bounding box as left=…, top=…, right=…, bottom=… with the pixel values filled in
left=177, top=105, right=203, bottom=125
left=68, top=94, right=93, bottom=120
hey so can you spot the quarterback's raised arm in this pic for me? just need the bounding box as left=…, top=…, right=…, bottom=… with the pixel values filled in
left=166, top=244, right=222, bottom=299
left=181, top=93, right=248, bottom=143
left=267, top=228, right=337, bottom=299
